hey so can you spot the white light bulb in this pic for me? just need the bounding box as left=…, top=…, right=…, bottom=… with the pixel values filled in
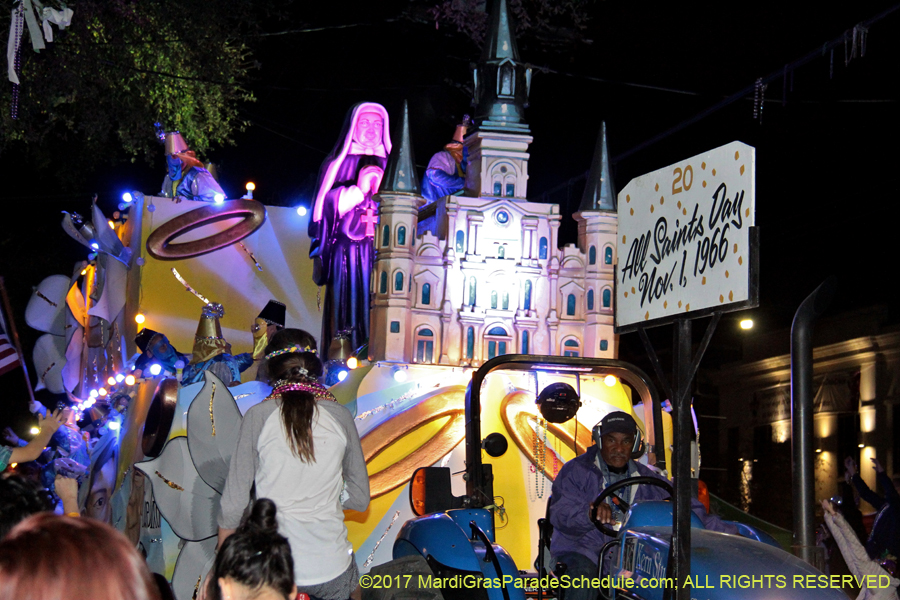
left=149, top=364, right=162, bottom=376
left=296, top=206, right=308, bottom=217
left=214, top=193, right=225, bottom=204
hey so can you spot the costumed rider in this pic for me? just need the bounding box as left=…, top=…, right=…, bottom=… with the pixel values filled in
left=549, top=411, right=738, bottom=599
left=158, top=127, right=226, bottom=202
left=308, top=102, right=390, bottom=359
left=421, top=114, right=472, bottom=203
left=251, top=300, right=286, bottom=382
left=133, top=328, right=189, bottom=377
left=181, top=303, right=253, bottom=387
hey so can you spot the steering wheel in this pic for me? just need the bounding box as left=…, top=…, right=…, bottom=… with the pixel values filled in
left=590, top=475, right=674, bottom=537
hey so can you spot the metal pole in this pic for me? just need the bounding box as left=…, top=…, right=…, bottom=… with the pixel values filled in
left=791, top=277, right=836, bottom=566
left=0, top=276, right=37, bottom=407
left=670, top=318, right=692, bottom=599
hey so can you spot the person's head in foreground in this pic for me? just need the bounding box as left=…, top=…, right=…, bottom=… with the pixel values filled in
left=0, top=474, right=54, bottom=540
left=209, top=498, right=296, bottom=600
left=0, top=512, right=161, bottom=600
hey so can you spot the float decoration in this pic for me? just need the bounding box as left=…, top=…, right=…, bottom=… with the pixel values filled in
left=135, top=435, right=219, bottom=541
left=145, top=200, right=267, bottom=261
left=185, top=370, right=244, bottom=492
left=309, top=102, right=391, bottom=358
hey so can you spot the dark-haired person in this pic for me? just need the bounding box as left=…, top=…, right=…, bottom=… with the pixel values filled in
left=208, top=499, right=296, bottom=600
left=218, top=333, right=370, bottom=600
left=254, top=328, right=315, bottom=385
left=845, top=456, right=900, bottom=560
left=0, top=512, right=162, bottom=600
left=0, top=475, right=54, bottom=539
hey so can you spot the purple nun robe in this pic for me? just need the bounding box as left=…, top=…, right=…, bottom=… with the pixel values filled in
left=309, top=103, right=391, bottom=358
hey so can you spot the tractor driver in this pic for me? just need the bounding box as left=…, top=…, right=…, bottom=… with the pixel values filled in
left=548, top=411, right=738, bottom=600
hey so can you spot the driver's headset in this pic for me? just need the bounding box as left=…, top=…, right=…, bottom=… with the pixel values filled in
left=591, top=420, right=646, bottom=460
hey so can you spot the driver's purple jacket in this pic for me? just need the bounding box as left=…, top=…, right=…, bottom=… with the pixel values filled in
left=548, top=445, right=738, bottom=564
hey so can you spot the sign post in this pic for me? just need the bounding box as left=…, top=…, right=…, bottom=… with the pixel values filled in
left=616, top=141, right=759, bottom=600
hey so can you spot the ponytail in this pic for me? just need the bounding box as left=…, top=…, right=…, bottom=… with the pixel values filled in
left=267, top=352, right=327, bottom=463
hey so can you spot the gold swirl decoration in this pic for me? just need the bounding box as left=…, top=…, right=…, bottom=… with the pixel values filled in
left=500, top=390, right=594, bottom=480
left=360, top=385, right=466, bottom=498
left=146, top=199, right=267, bottom=260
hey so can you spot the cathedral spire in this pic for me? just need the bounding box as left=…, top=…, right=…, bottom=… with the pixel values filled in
left=381, top=100, right=420, bottom=195
left=579, top=122, right=616, bottom=212
left=481, top=0, right=519, bottom=62
left=472, top=0, right=531, bottom=133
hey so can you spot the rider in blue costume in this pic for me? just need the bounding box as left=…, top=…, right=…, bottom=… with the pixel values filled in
left=421, top=116, right=472, bottom=204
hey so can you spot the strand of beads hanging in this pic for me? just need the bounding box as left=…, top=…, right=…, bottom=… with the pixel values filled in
left=10, top=5, right=23, bottom=120
left=533, top=416, right=546, bottom=499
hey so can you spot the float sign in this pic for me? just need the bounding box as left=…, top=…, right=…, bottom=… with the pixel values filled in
left=616, top=141, right=757, bottom=331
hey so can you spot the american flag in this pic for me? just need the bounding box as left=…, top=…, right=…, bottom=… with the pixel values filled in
left=0, top=310, right=21, bottom=377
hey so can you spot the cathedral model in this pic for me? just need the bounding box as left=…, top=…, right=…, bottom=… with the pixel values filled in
left=369, top=0, right=618, bottom=366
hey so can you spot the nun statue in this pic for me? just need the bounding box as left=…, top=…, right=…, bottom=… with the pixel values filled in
left=308, top=102, right=391, bottom=358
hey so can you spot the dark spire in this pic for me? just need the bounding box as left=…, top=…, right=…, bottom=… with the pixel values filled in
left=579, top=122, right=616, bottom=211
left=481, top=0, right=519, bottom=62
left=472, top=0, right=531, bottom=133
left=381, top=100, right=420, bottom=195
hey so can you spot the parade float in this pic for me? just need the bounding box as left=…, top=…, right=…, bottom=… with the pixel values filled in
left=19, top=1, right=711, bottom=597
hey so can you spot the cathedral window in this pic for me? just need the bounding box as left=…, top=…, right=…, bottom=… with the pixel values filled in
left=468, top=276, right=477, bottom=306
left=604, top=245, right=614, bottom=265
left=456, top=230, right=465, bottom=254
left=493, top=181, right=502, bottom=196
left=505, top=182, right=515, bottom=197
left=563, top=338, right=580, bottom=357
left=382, top=225, right=390, bottom=247
left=566, top=294, right=576, bottom=316
left=587, top=289, right=594, bottom=311
left=395, top=271, right=404, bottom=292
left=600, top=339, right=609, bottom=352
left=502, top=292, right=509, bottom=310
left=466, top=327, right=475, bottom=359
left=539, top=237, right=548, bottom=260
left=380, top=271, right=388, bottom=294
left=521, top=330, right=529, bottom=354
left=416, top=328, right=434, bottom=363
left=589, top=246, right=597, bottom=265
left=397, top=226, right=406, bottom=246
left=486, top=326, right=510, bottom=359
left=497, top=245, right=505, bottom=259
left=524, top=280, right=532, bottom=310
left=491, top=290, right=498, bottom=309
left=602, top=288, right=611, bottom=308
left=421, top=283, right=431, bottom=306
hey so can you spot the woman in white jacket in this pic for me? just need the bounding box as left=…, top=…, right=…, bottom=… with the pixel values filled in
left=822, top=499, right=899, bottom=600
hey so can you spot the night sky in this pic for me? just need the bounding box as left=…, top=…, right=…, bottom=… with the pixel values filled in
left=3, top=1, right=900, bottom=416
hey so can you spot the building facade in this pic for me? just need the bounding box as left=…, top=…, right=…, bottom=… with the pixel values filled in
left=368, top=0, right=618, bottom=366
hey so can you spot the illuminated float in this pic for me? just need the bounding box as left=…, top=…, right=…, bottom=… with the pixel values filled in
left=21, top=0, right=678, bottom=596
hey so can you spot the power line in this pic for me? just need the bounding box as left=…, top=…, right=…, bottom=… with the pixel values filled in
left=611, top=3, right=900, bottom=163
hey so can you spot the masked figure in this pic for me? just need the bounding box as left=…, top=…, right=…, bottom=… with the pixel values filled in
left=421, top=115, right=472, bottom=203
left=133, top=328, right=189, bottom=376
left=308, top=103, right=391, bottom=358
left=159, top=130, right=225, bottom=202
left=181, top=303, right=253, bottom=386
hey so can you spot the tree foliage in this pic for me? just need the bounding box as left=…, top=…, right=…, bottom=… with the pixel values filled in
left=0, top=0, right=259, bottom=182
left=424, top=0, right=596, bottom=50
